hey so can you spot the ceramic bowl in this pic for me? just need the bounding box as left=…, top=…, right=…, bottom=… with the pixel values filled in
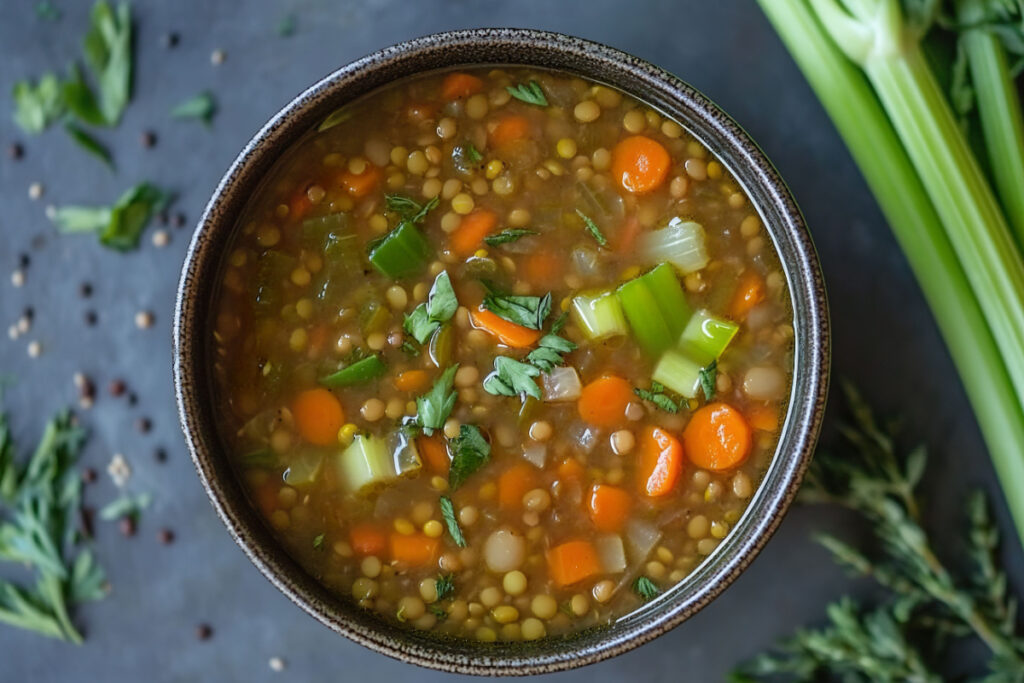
left=173, top=28, right=830, bottom=676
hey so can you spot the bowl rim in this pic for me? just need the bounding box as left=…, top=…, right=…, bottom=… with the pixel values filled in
left=173, top=27, right=830, bottom=676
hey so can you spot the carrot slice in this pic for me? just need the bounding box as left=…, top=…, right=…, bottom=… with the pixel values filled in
left=449, top=208, right=498, bottom=256
left=469, top=306, right=543, bottom=348
left=683, top=402, right=752, bottom=471
left=292, top=388, right=344, bottom=446
left=577, top=376, right=634, bottom=428
left=441, top=72, right=484, bottom=100
left=394, top=369, right=431, bottom=393
left=349, top=522, right=388, bottom=557
left=638, top=426, right=684, bottom=497
left=611, top=135, right=670, bottom=194
left=521, top=250, right=565, bottom=289
left=338, top=164, right=381, bottom=199
left=498, top=462, right=538, bottom=510
left=588, top=484, right=632, bottom=532
left=747, top=403, right=779, bottom=433
left=389, top=532, right=440, bottom=567
left=417, top=433, right=451, bottom=475
left=547, top=540, right=602, bottom=587
left=728, top=269, right=766, bottom=320
left=490, top=115, right=531, bottom=148
left=557, top=457, right=585, bottom=482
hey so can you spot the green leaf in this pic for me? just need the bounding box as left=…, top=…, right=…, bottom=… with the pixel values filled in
left=69, top=551, right=106, bottom=603
left=439, top=496, right=466, bottom=548
left=98, top=492, right=151, bottom=521
left=101, top=183, right=171, bottom=250
left=483, top=356, right=542, bottom=400
left=634, top=383, right=680, bottom=413
left=525, top=334, right=577, bottom=373
left=404, top=271, right=458, bottom=344
left=506, top=80, right=548, bottom=106
left=171, top=91, right=216, bottom=126
left=482, top=286, right=551, bottom=330
left=698, top=360, right=717, bottom=402
left=484, top=228, right=538, bottom=246
left=64, top=124, right=112, bottom=168
left=49, top=206, right=112, bottom=234
left=632, top=576, right=660, bottom=601
left=463, top=141, right=483, bottom=162
left=82, top=0, right=132, bottom=125
left=576, top=209, right=608, bottom=247
left=62, top=64, right=107, bottom=127
left=448, top=424, right=490, bottom=490
left=12, top=73, right=65, bottom=134
left=435, top=573, right=455, bottom=601
left=385, top=194, right=438, bottom=224
left=415, top=365, right=459, bottom=435
left=312, top=533, right=325, bottom=551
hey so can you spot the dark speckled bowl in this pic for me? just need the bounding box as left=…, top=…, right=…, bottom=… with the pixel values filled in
left=174, top=28, right=829, bottom=676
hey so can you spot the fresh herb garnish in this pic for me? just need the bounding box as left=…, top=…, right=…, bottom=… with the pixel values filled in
left=634, top=381, right=680, bottom=414
left=414, top=365, right=459, bottom=436
left=482, top=356, right=542, bottom=400
left=506, top=80, right=548, bottom=107
left=98, top=491, right=151, bottom=522
left=464, top=142, right=483, bottom=163
left=49, top=182, right=172, bottom=251
left=62, top=64, right=107, bottom=126
left=64, top=123, right=112, bottom=168
left=400, top=340, right=421, bottom=357
left=482, top=285, right=551, bottom=330
left=632, top=576, right=660, bottom=601
left=82, top=0, right=132, bottom=125
left=525, top=334, right=577, bottom=373
left=312, top=533, right=325, bottom=551
left=12, top=74, right=65, bottom=134
left=447, top=424, right=491, bottom=490
left=549, top=311, right=569, bottom=335
left=171, top=91, right=216, bottom=126
left=435, top=573, right=456, bottom=601
left=576, top=209, right=608, bottom=247
left=385, top=194, right=439, bottom=224
left=404, top=271, right=458, bottom=344
left=427, top=603, right=448, bottom=620
left=698, top=360, right=717, bottom=401
left=484, top=228, right=538, bottom=246
left=438, top=496, right=466, bottom=548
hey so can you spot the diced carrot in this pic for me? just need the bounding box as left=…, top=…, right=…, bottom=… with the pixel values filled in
left=611, top=135, right=670, bottom=194
left=547, top=540, right=602, bottom=587
left=469, top=306, right=543, bottom=348
left=521, top=250, right=565, bottom=289
left=683, top=402, right=752, bottom=471
left=557, top=457, right=585, bottom=482
left=349, top=522, right=388, bottom=557
left=338, top=164, right=381, bottom=199
left=615, top=215, right=642, bottom=253
left=405, top=102, right=438, bottom=123
left=389, top=532, right=440, bottom=567
left=394, top=369, right=431, bottom=393
left=289, top=190, right=312, bottom=221
left=441, top=72, right=484, bottom=100
left=577, top=376, right=634, bottom=428
left=490, top=114, right=531, bottom=148
left=254, top=481, right=278, bottom=518
left=417, top=433, right=450, bottom=475
left=588, top=484, right=632, bottom=532
left=449, top=208, right=498, bottom=256
left=498, top=462, right=538, bottom=510
left=728, top=269, right=766, bottom=320
left=637, top=426, right=684, bottom=497
left=747, top=403, right=780, bottom=432
left=292, top=388, right=344, bottom=446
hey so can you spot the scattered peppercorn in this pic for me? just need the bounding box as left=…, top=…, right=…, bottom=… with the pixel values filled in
left=79, top=282, right=93, bottom=298
left=268, top=657, right=286, bottom=672
left=119, top=516, right=136, bottom=537
left=79, top=507, right=94, bottom=539
left=162, top=32, right=179, bottom=48
left=195, top=623, right=213, bottom=641
left=84, top=310, right=98, bottom=326
left=154, top=447, right=167, bottom=463
left=172, top=212, right=186, bottom=228
left=28, top=182, right=43, bottom=200
left=108, top=379, right=126, bottom=397
left=135, top=310, right=154, bottom=329
left=127, top=392, right=138, bottom=406
left=18, top=253, right=30, bottom=268
left=140, top=130, right=157, bottom=148
left=74, top=372, right=95, bottom=409
left=11, top=269, right=25, bottom=287
left=152, top=229, right=170, bottom=247
left=8, top=143, right=24, bottom=160
left=82, top=468, right=98, bottom=484
left=210, top=48, right=226, bottom=65
left=157, top=528, right=175, bottom=545
left=136, top=417, right=152, bottom=434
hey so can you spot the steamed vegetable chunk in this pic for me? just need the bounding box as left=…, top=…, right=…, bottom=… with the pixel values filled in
left=212, top=67, right=793, bottom=643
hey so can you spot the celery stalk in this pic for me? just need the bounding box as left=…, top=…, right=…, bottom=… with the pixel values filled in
left=759, top=0, right=1024, bottom=546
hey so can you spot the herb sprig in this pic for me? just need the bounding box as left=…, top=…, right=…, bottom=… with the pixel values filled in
left=482, top=285, right=551, bottom=330
left=413, top=365, right=459, bottom=436
left=447, top=425, right=491, bottom=491
left=632, top=576, right=660, bottom=601
left=404, top=271, right=458, bottom=344
left=698, top=360, right=717, bottom=402
left=634, top=381, right=680, bottom=414
left=576, top=209, right=608, bottom=247
left=171, top=91, right=217, bottom=126
left=385, top=194, right=439, bottom=225
left=484, top=229, right=538, bottom=247
left=505, top=80, right=548, bottom=107
left=438, top=496, right=466, bottom=548
left=49, top=183, right=173, bottom=251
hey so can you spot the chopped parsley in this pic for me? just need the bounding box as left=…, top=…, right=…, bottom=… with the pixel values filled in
left=483, top=356, right=542, bottom=400
left=435, top=573, right=456, bottom=601
left=463, top=141, right=483, bottom=163
left=385, top=194, right=439, bottom=224
left=633, top=576, right=660, bottom=601
left=12, top=73, right=65, bottom=134
left=171, top=91, right=217, bottom=126
left=699, top=360, right=717, bottom=402
left=447, top=424, right=491, bottom=490
left=49, top=182, right=173, bottom=251
left=482, top=284, right=551, bottom=330
left=525, top=334, right=577, bottom=373
left=576, top=209, right=608, bottom=247
left=312, top=533, right=325, bottom=551
left=98, top=491, right=151, bottom=522
left=506, top=80, right=548, bottom=107
left=634, top=381, right=681, bottom=414
left=428, top=604, right=448, bottom=620
left=414, top=365, right=459, bottom=436
left=403, top=271, right=458, bottom=344
left=439, top=496, right=466, bottom=548
left=65, top=124, right=112, bottom=168
left=483, top=228, right=538, bottom=246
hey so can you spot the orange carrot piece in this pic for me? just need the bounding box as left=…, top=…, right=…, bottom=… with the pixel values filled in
left=521, top=250, right=565, bottom=289
left=547, top=540, right=603, bottom=587
left=349, top=522, right=388, bottom=557
left=588, top=484, right=632, bottom=532
left=416, top=434, right=451, bottom=475
left=490, top=115, right=531, bottom=147
left=338, top=164, right=381, bottom=199
left=747, top=403, right=780, bottom=432
left=728, top=270, right=766, bottom=320
left=292, top=388, right=344, bottom=446
left=405, top=102, right=438, bottom=123
left=289, top=190, right=312, bottom=221
left=498, top=462, right=538, bottom=510
left=577, top=376, right=634, bottom=428
left=441, top=72, right=484, bottom=100
left=611, top=135, right=671, bottom=194
left=557, top=457, right=585, bottom=482
left=638, top=426, right=684, bottom=497
left=683, top=402, right=753, bottom=471
left=394, top=369, right=431, bottom=393
left=389, top=532, right=440, bottom=567
left=449, top=208, right=498, bottom=256
left=469, top=306, right=543, bottom=348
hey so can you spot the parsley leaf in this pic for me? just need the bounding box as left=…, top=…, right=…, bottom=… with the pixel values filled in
left=439, top=496, right=466, bottom=548
left=415, top=365, right=459, bottom=435
left=404, top=271, right=458, bottom=344
left=428, top=604, right=448, bottom=620
left=549, top=311, right=569, bottom=335
left=400, top=340, right=420, bottom=357
left=98, top=491, right=151, bottom=522
left=62, top=63, right=106, bottom=127
left=484, top=228, right=538, bottom=246
left=82, top=0, right=132, bottom=126
left=171, top=91, right=216, bottom=126
left=435, top=573, right=455, bottom=601
left=483, top=356, right=542, bottom=400
left=463, top=142, right=483, bottom=163
left=448, top=424, right=491, bottom=490
left=506, top=80, right=548, bottom=106
left=633, top=576, right=660, bottom=601
left=699, top=360, right=717, bottom=402
left=12, top=73, right=65, bottom=134
left=525, top=334, right=577, bottom=373
left=49, top=183, right=172, bottom=251
left=576, top=209, right=608, bottom=247
left=312, top=533, right=325, bottom=551
left=64, top=124, right=112, bottom=168
left=482, top=285, right=551, bottom=330
left=385, top=194, right=439, bottom=224
left=634, top=382, right=680, bottom=414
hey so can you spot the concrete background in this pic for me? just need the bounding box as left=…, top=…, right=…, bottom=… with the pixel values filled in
left=0, top=0, right=1020, bottom=680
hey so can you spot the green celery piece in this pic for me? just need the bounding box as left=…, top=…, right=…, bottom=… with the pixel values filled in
left=283, top=451, right=324, bottom=486
left=680, top=309, right=738, bottom=359
left=254, top=251, right=297, bottom=311
left=336, top=433, right=421, bottom=494
left=569, top=289, right=628, bottom=341
left=617, top=277, right=675, bottom=356
left=320, top=355, right=387, bottom=388
left=652, top=348, right=708, bottom=399
left=301, top=212, right=350, bottom=248
left=759, top=0, right=1024, bottom=545
left=369, top=221, right=432, bottom=278
left=643, top=263, right=691, bottom=339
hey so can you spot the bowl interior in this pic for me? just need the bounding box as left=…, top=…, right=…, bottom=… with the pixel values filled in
left=174, top=28, right=829, bottom=675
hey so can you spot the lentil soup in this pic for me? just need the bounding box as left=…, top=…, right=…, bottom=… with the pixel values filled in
left=211, top=66, right=793, bottom=643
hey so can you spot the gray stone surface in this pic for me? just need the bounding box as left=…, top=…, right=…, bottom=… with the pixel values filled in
left=0, top=0, right=1020, bottom=680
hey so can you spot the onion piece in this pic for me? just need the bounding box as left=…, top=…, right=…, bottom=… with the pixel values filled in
left=595, top=534, right=627, bottom=573
left=624, top=518, right=662, bottom=564
left=638, top=217, right=709, bottom=274
left=522, top=443, right=547, bottom=469
left=542, top=366, right=582, bottom=402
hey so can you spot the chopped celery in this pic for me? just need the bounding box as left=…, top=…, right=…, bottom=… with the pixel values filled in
left=283, top=451, right=324, bottom=486
left=637, top=218, right=709, bottom=274
left=254, top=251, right=296, bottom=311
left=680, top=309, right=739, bottom=359
left=618, top=279, right=674, bottom=356
left=570, top=289, right=628, bottom=341
left=301, top=212, right=350, bottom=248
left=643, top=263, right=691, bottom=339
left=336, top=433, right=422, bottom=494
left=320, top=355, right=387, bottom=388
left=368, top=221, right=432, bottom=279
left=652, top=347, right=711, bottom=399
left=315, top=232, right=360, bottom=304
